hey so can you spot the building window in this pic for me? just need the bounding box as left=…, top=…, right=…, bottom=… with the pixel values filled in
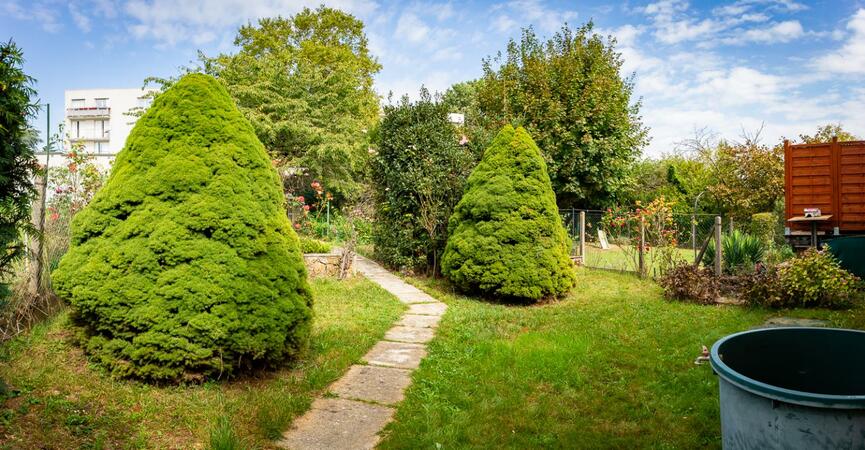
left=71, top=98, right=85, bottom=108
left=95, top=98, right=108, bottom=108
left=74, top=120, right=80, bottom=138
left=137, top=96, right=152, bottom=108
left=98, top=120, right=109, bottom=138
left=96, top=142, right=104, bottom=154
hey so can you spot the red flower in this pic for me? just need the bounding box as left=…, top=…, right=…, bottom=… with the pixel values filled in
left=294, top=223, right=301, bottom=230
left=50, top=213, right=59, bottom=221
left=303, top=205, right=310, bottom=211
left=297, top=196, right=305, bottom=203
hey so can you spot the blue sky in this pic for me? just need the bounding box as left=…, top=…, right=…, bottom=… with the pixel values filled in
left=3, top=0, right=864, bottom=156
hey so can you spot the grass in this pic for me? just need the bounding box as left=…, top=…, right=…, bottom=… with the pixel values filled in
left=583, top=243, right=696, bottom=276
left=377, top=268, right=865, bottom=449
left=0, top=277, right=404, bottom=449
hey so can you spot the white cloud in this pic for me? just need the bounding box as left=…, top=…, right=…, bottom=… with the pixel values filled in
left=492, top=15, right=517, bottom=33
left=394, top=11, right=430, bottom=43
left=723, top=20, right=804, bottom=45
left=122, top=0, right=378, bottom=46
left=2, top=0, right=63, bottom=32
left=814, top=8, right=865, bottom=75
left=69, top=6, right=92, bottom=32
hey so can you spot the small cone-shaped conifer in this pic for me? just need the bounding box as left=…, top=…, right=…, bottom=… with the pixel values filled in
left=53, top=74, right=312, bottom=382
left=442, top=125, right=576, bottom=301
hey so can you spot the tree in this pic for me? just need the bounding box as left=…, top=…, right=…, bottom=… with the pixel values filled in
left=671, top=127, right=784, bottom=220
left=476, top=23, right=648, bottom=208
left=0, top=40, right=38, bottom=301
left=200, top=6, right=381, bottom=201
left=53, top=74, right=312, bottom=382
left=371, top=89, right=475, bottom=273
left=442, top=125, right=576, bottom=301
left=798, top=123, right=860, bottom=143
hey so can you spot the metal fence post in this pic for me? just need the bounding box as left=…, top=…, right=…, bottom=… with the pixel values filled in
left=714, top=216, right=722, bottom=276
left=579, top=210, right=585, bottom=258
left=691, top=215, right=697, bottom=261
left=639, top=216, right=646, bottom=278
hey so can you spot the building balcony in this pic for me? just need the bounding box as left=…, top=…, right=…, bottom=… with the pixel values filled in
left=70, top=135, right=110, bottom=142
left=67, top=107, right=110, bottom=118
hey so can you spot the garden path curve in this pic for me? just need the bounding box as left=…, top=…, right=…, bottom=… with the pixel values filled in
left=277, top=254, right=446, bottom=450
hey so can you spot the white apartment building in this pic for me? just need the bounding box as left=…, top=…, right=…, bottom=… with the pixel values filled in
left=37, top=88, right=155, bottom=170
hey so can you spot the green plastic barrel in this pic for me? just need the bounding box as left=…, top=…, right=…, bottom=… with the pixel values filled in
left=824, top=236, right=865, bottom=279
left=710, top=327, right=865, bottom=449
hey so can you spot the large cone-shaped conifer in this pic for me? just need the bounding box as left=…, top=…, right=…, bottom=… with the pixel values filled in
left=53, top=74, right=312, bottom=382
left=442, top=125, right=575, bottom=301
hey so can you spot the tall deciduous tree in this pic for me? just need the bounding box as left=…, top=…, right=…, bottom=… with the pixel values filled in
left=198, top=6, right=380, bottom=200
left=476, top=23, right=648, bottom=208
left=371, top=89, right=475, bottom=273
left=0, top=40, right=38, bottom=301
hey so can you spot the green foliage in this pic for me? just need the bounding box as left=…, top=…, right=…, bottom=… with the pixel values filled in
left=0, top=40, right=38, bottom=302
left=743, top=249, right=861, bottom=308
left=137, top=7, right=381, bottom=201
left=703, top=230, right=765, bottom=274
left=476, top=23, right=648, bottom=208
left=442, top=125, right=576, bottom=301
left=52, top=74, right=312, bottom=382
left=798, top=123, right=860, bottom=144
left=749, top=212, right=776, bottom=247
left=299, top=236, right=332, bottom=254
left=659, top=264, right=719, bottom=304
left=371, top=89, right=476, bottom=273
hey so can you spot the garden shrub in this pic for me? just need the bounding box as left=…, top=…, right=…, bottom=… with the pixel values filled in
left=441, top=125, right=575, bottom=301
left=749, top=212, right=776, bottom=247
left=659, top=263, right=720, bottom=304
left=742, top=249, right=860, bottom=308
left=371, top=89, right=475, bottom=273
left=52, top=74, right=312, bottom=382
left=703, top=230, right=765, bottom=274
left=299, top=236, right=332, bottom=254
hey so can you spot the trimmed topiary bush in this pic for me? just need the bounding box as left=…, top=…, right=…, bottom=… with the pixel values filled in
left=441, top=125, right=576, bottom=301
left=52, top=74, right=312, bottom=382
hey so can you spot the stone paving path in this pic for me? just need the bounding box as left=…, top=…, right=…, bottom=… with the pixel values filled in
left=278, top=255, right=446, bottom=450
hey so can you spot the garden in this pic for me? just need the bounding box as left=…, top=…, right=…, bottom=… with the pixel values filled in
left=2, top=6, right=864, bottom=450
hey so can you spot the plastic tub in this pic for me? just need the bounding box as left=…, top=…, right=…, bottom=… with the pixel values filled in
left=710, top=327, right=865, bottom=449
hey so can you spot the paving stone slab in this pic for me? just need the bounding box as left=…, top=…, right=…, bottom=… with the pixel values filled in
left=407, top=302, right=447, bottom=316
left=384, top=325, right=436, bottom=344
left=394, top=292, right=439, bottom=304
left=397, top=313, right=442, bottom=329
left=759, top=317, right=829, bottom=328
left=277, top=398, right=393, bottom=450
left=363, top=341, right=427, bottom=369
left=330, top=365, right=412, bottom=405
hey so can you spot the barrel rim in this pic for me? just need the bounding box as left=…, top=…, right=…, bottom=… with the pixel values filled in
left=710, top=327, right=865, bottom=409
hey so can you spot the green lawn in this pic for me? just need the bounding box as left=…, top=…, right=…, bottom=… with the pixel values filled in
left=582, top=243, right=697, bottom=276
left=378, top=268, right=865, bottom=449
left=0, top=277, right=404, bottom=449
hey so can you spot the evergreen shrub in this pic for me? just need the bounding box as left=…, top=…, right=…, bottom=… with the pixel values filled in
left=53, top=74, right=312, bottom=382
left=441, top=125, right=575, bottom=301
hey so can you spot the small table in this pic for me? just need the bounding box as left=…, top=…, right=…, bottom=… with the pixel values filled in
left=787, top=215, right=833, bottom=248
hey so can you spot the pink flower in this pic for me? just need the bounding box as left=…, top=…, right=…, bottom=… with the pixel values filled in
left=294, top=223, right=301, bottom=230
left=303, top=205, right=310, bottom=211
left=297, top=196, right=305, bottom=203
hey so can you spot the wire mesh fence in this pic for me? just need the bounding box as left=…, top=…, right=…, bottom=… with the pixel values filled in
left=561, top=207, right=722, bottom=278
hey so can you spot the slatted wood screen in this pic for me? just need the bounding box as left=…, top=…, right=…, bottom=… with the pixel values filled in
left=785, top=139, right=865, bottom=234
